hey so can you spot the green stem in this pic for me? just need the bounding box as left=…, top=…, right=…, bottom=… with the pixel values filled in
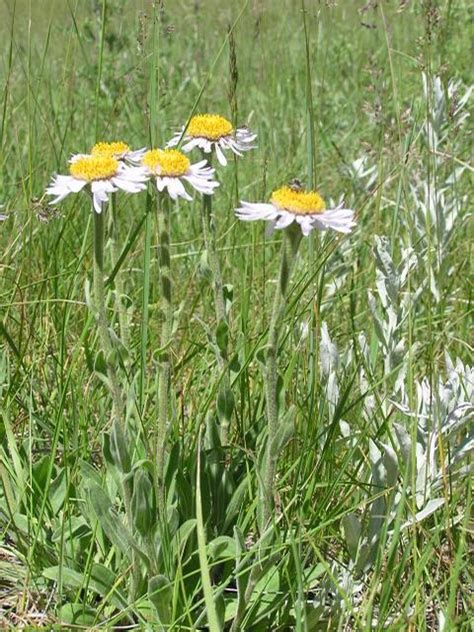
left=156, top=193, right=172, bottom=513
left=92, top=207, right=137, bottom=598
left=93, top=209, right=123, bottom=424
left=259, top=225, right=302, bottom=531
left=201, top=170, right=233, bottom=446
left=109, top=192, right=130, bottom=355
left=201, top=191, right=226, bottom=329
left=231, top=226, right=301, bottom=632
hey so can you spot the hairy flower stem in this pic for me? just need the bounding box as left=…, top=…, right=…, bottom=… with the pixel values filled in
left=109, top=192, right=130, bottom=356
left=201, top=192, right=226, bottom=327
left=93, top=207, right=137, bottom=598
left=200, top=167, right=233, bottom=446
left=93, top=209, right=124, bottom=427
left=156, top=193, right=172, bottom=514
left=231, top=226, right=301, bottom=632
left=259, top=225, right=302, bottom=531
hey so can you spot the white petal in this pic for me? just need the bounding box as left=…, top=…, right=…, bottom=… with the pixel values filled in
left=236, top=141, right=253, bottom=153
left=202, top=139, right=213, bottom=153
left=45, top=181, right=69, bottom=197
left=275, top=212, right=295, bottom=229
left=46, top=175, right=87, bottom=202
left=235, top=201, right=278, bottom=222
left=236, top=127, right=257, bottom=142
left=323, top=207, right=356, bottom=221
left=192, top=166, right=215, bottom=179
left=227, top=140, right=244, bottom=157
left=188, top=161, right=216, bottom=178
left=235, top=127, right=257, bottom=150
left=47, top=175, right=86, bottom=194
left=182, top=137, right=205, bottom=153
left=91, top=180, right=115, bottom=194
left=113, top=176, right=146, bottom=193
left=127, top=148, right=147, bottom=163
left=190, top=159, right=212, bottom=172
left=92, top=190, right=107, bottom=213
left=296, top=216, right=316, bottom=236
left=117, top=164, right=149, bottom=181
left=175, top=178, right=193, bottom=201
left=312, top=208, right=356, bottom=233
left=48, top=191, right=71, bottom=205
left=156, top=177, right=167, bottom=193
left=67, top=178, right=89, bottom=193
left=164, top=179, right=176, bottom=200
left=166, top=128, right=187, bottom=148
left=238, top=201, right=277, bottom=217
left=215, top=143, right=228, bottom=166
left=183, top=173, right=219, bottom=195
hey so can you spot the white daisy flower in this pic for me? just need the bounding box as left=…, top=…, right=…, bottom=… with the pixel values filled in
left=236, top=186, right=356, bottom=236
left=167, top=113, right=256, bottom=167
left=141, top=148, right=219, bottom=201
left=91, top=140, right=146, bottom=164
left=46, top=154, right=148, bottom=213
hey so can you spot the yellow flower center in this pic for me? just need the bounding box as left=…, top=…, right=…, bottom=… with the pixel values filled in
left=142, top=149, right=190, bottom=177
left=187, top=114, right=233, bottom=140
left=91, top=141, right=130, bottom=158
left=69, top=155, right=119, bottom=182
left=271, top=186, right=326, bottom=215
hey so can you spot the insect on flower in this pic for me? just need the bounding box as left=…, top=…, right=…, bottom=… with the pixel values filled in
left=236, top=184, right=356, bottom=236
left=167, top=113, right=256, bottom=166
left=141, top=148, right=219, bottom=200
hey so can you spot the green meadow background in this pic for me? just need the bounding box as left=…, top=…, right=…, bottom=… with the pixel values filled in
left=0, top=0, right=472, bottom=630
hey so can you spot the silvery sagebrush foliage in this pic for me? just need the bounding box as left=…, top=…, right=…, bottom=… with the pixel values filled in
left=315, top=321, right=355, bottom=447
left=309, top=350, right=473, bottom=627
left=357, top=331, right=376, bottom=421
left=409, top=73, right=472, bottom=301
left=319, top=321, right=347, bottom=423
left=392, top=352, right=473, bottom=511
left=421, top=73, right=472, bottom=147
left=368, top=234, right=418, bottom=396
left=410, top=164, right=468, bottom=302
left=347, top=155, right=378, bottom=192
left=308, top=229, right=472, bottom=627
left=316, top=350, right=472, bottom=625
